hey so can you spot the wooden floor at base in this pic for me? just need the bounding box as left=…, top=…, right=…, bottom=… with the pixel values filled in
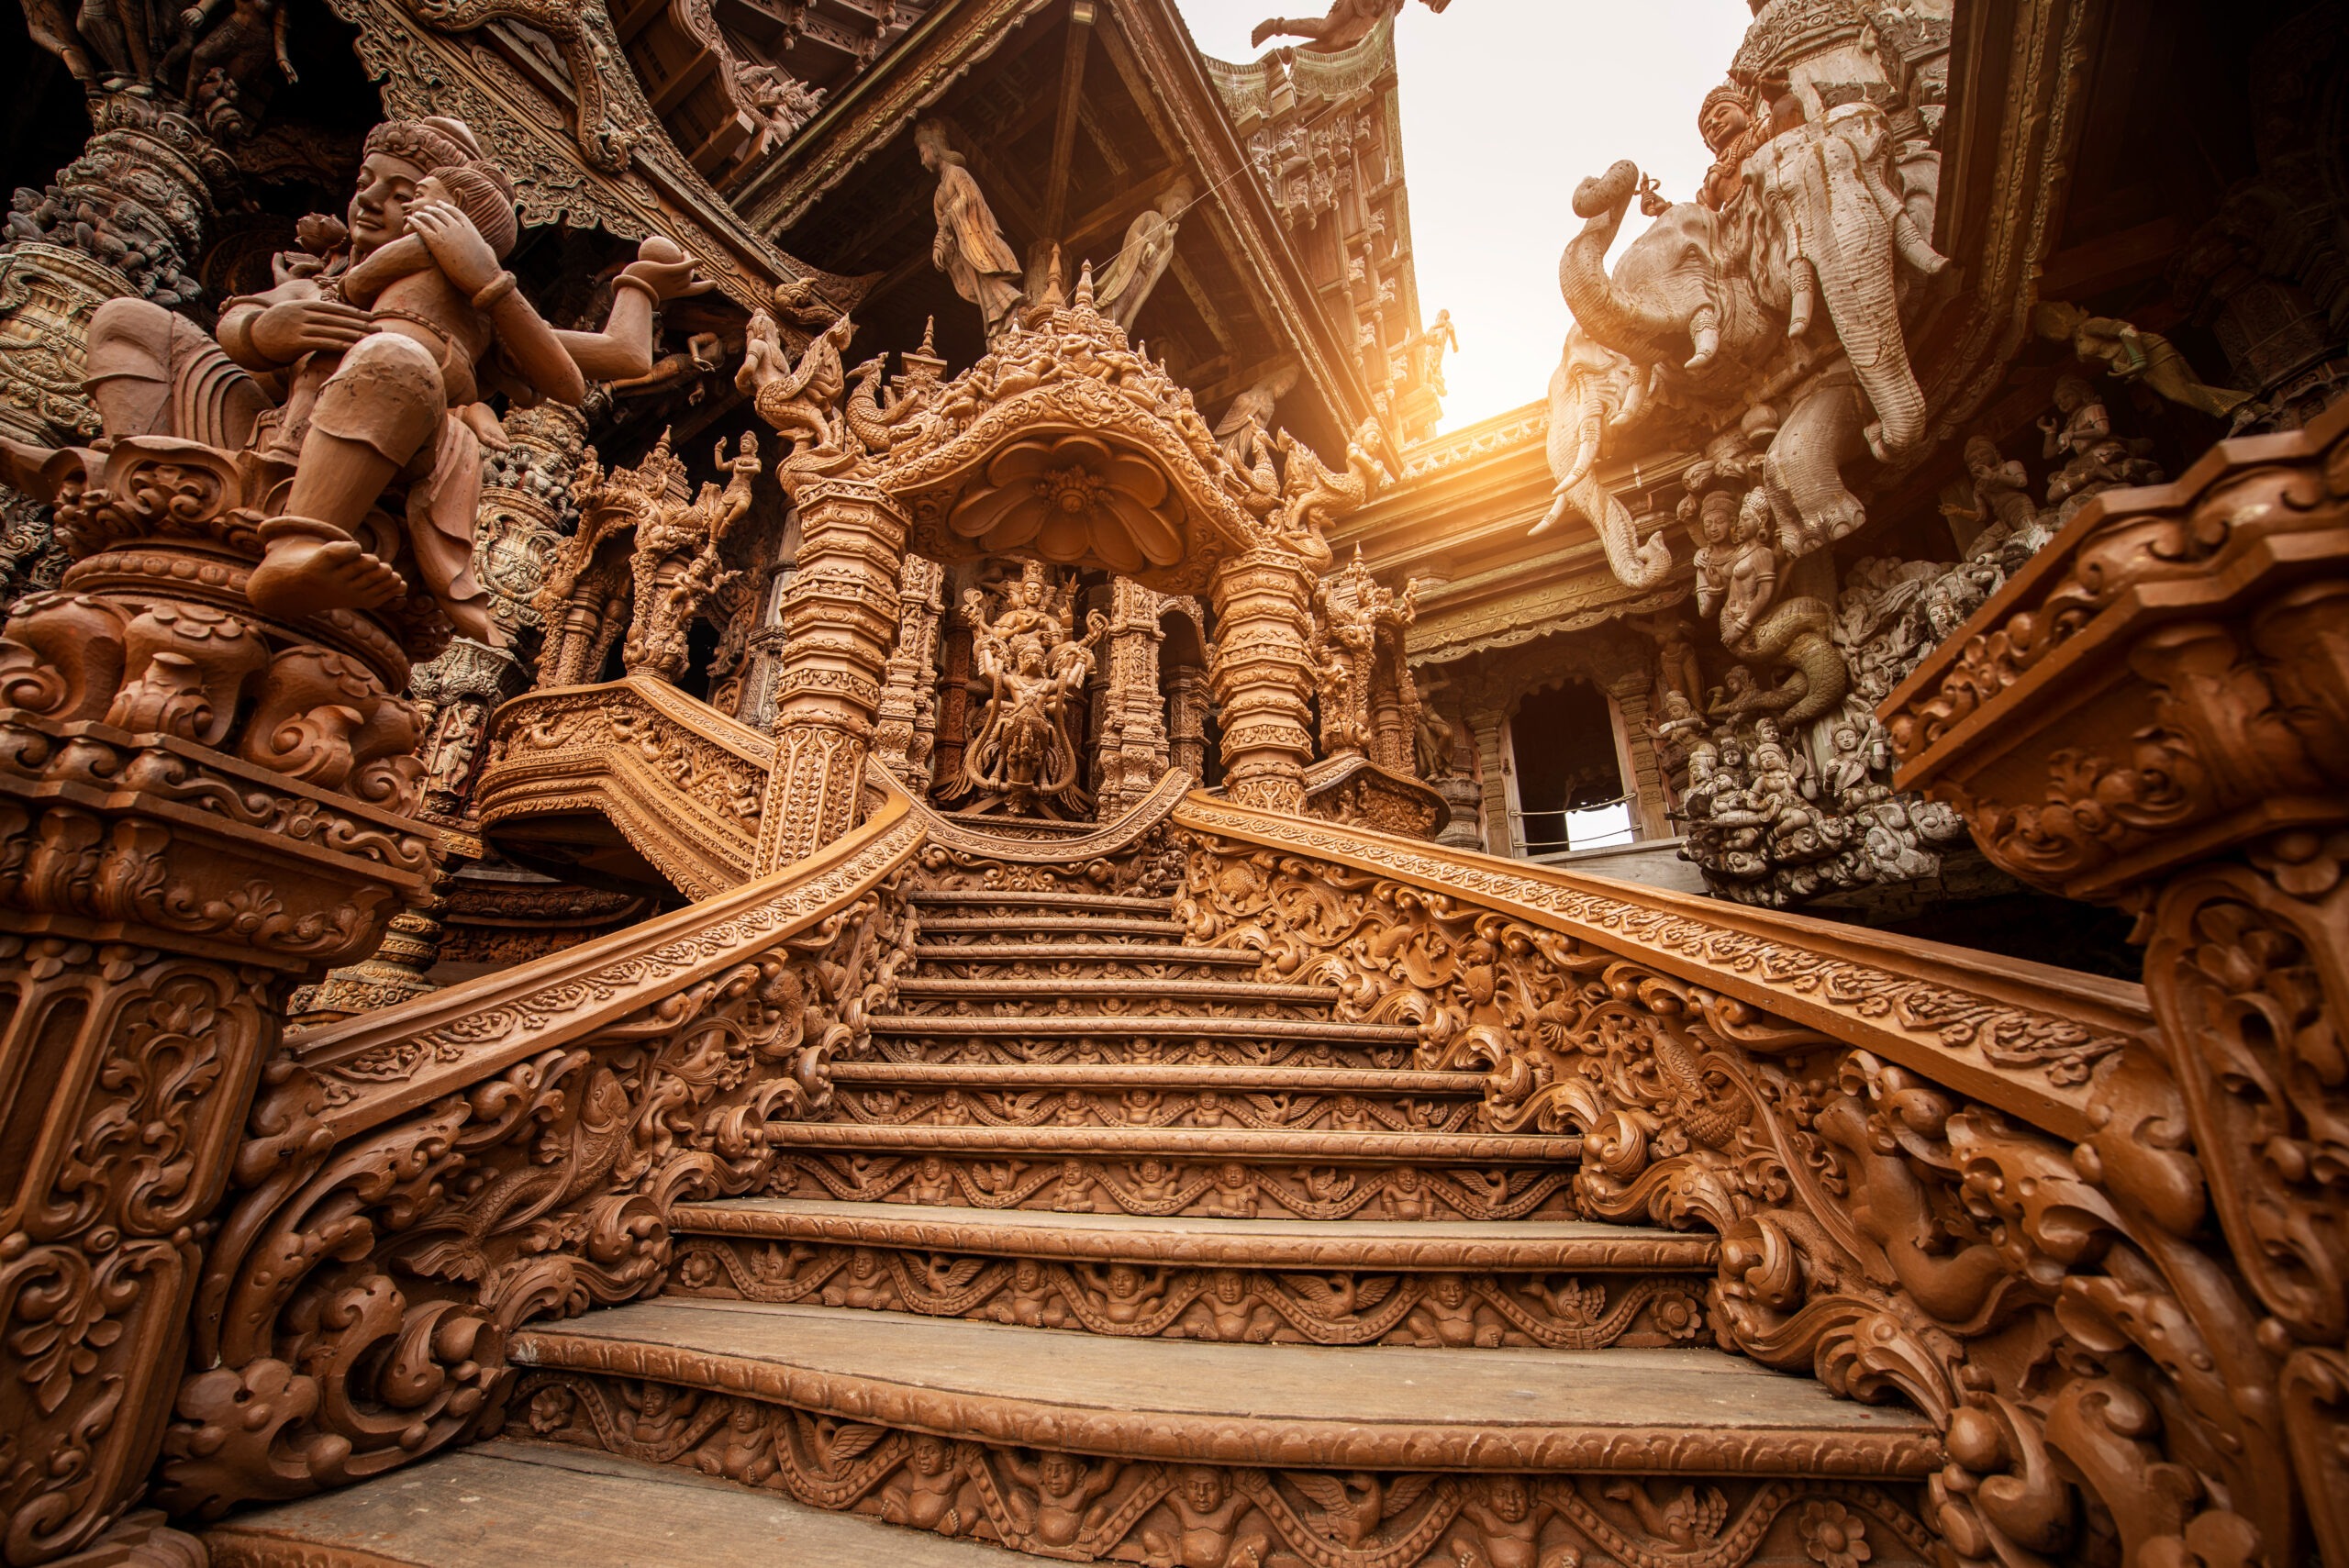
left=205, top=1440, right=1038, bottom=1567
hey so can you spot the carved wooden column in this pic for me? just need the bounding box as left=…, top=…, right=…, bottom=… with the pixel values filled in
left=1094, top=578, right=1171, bottom=816
left=1887, top=398, right=2349, bottom=1565
left=1208, top=545, right=1316, bottom=814
left=1165, top=666, right=1209, bottom=782
left=1, top=92, right=228, bottom=607
left=1604, top=674, right=1672, bottom=840
left=1465, top=707, right=1508, bottom=855
left=872, top=554, right=945, bottom=793
left=754, top=479, right=906, bottom=870
left=473, top=402, right=590, bottom=651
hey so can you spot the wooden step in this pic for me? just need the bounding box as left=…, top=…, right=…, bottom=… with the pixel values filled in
left=774, top=1143, right=1577, bottom=1221
left=767, top=1123, right=1571, bottom=1162
left=508, top=1299, right=1942, bottom=1477
left=830, top=1061, right=1486, bottom=1134
left=909, top=890, right=1174, bottom=916
left=674, top=1199, right=1719, bottom=1270
left=910, top=941, right=1262, bottom=978
left=917, top=915, right=1187, bottom=943
left=204, top=1441, right=1034, bottom=1566
left=666, top=1199, right=1717, bottom=1350
left=889, top=975, right=1341, bottom=1018
left=869, top=1009, right=1399, bottom=1047
left=830, top=1062, right=1480, bottom=1095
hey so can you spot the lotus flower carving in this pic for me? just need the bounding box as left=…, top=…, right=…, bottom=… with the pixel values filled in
left=946, top=433, right=1182, bottom=575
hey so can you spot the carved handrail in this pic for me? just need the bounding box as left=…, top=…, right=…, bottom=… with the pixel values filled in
left=160, top=787, right=924, bottom=1518
left=476, top=676, right=779, bottom=895
left=1168, top=794, right=2299, bottom=1566
left=1173, top=795, right=2149, bottom=1135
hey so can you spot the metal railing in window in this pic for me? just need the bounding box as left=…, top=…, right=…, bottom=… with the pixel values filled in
left=1508, top=794, right=1637, bottom=858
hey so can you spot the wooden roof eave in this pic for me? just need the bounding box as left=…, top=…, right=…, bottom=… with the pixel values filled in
left=737, top=0, right=1060, bottom=236
left=1101, top=0, right=1377, bottom=445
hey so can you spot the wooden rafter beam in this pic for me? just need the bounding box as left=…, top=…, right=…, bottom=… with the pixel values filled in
left=1041, top=0, right=1097, bottom=241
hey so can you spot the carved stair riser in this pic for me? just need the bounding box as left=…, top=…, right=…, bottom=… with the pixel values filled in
left=509, top=1371, right=1943, bottom=1568
left=772, top=1153, right=1579, bottom=1223
left=669, top=1239, right=1710, bottom=1350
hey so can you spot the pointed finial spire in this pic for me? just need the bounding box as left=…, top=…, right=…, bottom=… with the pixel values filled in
left=918, top=316, right=937, bottom=356
left=1075, top=260, right=1096, bottom=311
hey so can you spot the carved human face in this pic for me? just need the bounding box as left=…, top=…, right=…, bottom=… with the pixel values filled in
left=347, top=150, right=429, bottom=257
left=1041, top=1454, right=1078, bottom=1493
left=912, top=1435, right=950, bottom=1474
left=1432, top=1273, right=1465, bottom=1307
left=1487, top=1476, right=1529, bottom=1522
left=1184, top=1469, right=1226, bottom=1511
left=1700, top=97, right=1751, bottom=153
left=1699, top=492, right=1737, bottom=546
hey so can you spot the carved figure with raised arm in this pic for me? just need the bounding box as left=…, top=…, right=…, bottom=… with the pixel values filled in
left=68, top=114, right=704, bottom=641
left=952, top=562, right=1106, bottom=817
left=1095, top=179, right=1194, bottom=329
left=916, top=118, right=1026, bottom=342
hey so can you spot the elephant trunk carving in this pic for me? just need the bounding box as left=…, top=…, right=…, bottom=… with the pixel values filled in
left=1557, top=161, right=1692, bottom=371
left=1532, top=334, right=1672, bottom=590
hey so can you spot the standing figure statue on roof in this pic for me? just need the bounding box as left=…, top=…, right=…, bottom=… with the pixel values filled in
left=916, top=118, right=1027, bottom=342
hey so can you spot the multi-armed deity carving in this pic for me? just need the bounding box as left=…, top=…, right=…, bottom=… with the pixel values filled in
left=942, top=562, right=1106, bottom=818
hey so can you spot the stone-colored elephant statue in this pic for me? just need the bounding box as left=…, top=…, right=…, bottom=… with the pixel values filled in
left=1543, top=104, right=1947, bottom=570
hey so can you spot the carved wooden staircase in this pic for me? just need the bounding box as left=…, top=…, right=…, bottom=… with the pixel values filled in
left=191, top=682, right=2160, bottom=1568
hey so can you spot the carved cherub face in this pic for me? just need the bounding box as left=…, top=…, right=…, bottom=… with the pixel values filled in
left=1486, top=1476, right=1530, bottom=1522
left=911, top=1435, right=951, bottom=1474
left=1041, top=1454, right=1079, bottom=1492
left=1184, top=1469, right=1227, bottom=1511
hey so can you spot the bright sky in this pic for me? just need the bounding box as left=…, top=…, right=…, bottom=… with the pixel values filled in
left=1174, top=0, right=1753, bottom=433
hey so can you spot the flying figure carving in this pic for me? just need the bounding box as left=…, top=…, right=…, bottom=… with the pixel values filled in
left=1251, top=0, right=1452, bottom=54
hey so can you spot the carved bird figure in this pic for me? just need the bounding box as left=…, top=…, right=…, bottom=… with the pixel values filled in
left=1290, top=1471, right=1435, bottom=1547
left=1285, top=1271, right=1397, bottom=1320
left=1603, top=1481, right=1729, bottom=1547
left=1275, top=419, right=1393, bottom=540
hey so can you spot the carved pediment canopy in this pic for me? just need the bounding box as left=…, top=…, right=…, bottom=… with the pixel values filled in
left=874, top=301, right=1268, bottom=598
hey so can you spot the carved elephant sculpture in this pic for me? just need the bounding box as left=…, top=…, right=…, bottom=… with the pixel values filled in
left=1547, top=114, right=1946, bottom=571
